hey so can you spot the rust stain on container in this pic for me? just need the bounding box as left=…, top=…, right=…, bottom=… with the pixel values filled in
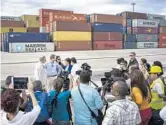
left=1, top=20, right=25, bottom=27
left=93, top=32, right=123, bottom=41
left=56, top=41, right=92, bottom=51
left=93, top=41, right=123, bottom=50
left=52, top=21, right=91, bottom=31
left=90, top=14, right=123, bottom=24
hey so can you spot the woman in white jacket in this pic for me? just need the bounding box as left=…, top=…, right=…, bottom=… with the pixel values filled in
left=34, top=56, right=47, bottom=89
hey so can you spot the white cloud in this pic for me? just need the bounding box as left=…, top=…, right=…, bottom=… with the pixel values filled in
left=1, top=0, right=166, bottom=16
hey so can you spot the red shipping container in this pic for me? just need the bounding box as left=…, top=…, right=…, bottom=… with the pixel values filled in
left=45, top=24, right=49, bottom=33
left=159, top=42, right=166, bottom=48
left=93, top=41, right=123, bottom=50
left=1, top=20, right=25, bottom=27
left=56, top=41, right=92, bottom=51
left=93, top=32, right=122, bottom=41
left=49, top=12, right=87, bottom=22
left=27, top=27, right=39, bottom=32
left=39, top=9, right=73, bottom=18
left=40, top=17, right=49, bottom=26
left=132, top=27, right=158, bottom=34
left=159, top=33, right=166, bottom=42
left=49, top=22, right=53, bottom=32
left=160, top=27, right=166, bottom=33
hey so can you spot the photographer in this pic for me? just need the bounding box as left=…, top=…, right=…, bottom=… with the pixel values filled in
left=48, top=77, right=73, bottom=125
left=26, top=80, right=49, bottom=125
left=1, top=83, right=41, bottom=125
left=71, top=70, right=103, bottom=125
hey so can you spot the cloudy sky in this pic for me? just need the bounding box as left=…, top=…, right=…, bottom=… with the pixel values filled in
left=1, top=0, right=166, bottom=16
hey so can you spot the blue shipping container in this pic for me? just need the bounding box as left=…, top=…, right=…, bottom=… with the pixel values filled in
left=123, top=42, right=137, bottom=49
left=124, top=35, right=137, bottom=42
left=92, top=23, right=123, bottom=33
left=5, top=32, right=50, bottom=42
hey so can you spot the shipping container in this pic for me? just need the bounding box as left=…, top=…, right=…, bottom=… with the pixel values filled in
left=49, top=12, right=87, bottom=22
left=45, top=24, right=50, bottom=33
left=49, top=22, right=53, bottom=32
left=160, top=27, right=166, bottom=33
left=92, top=23, right=123, bottom=33
left=26, top=20, right=39, bottom=28
left=121, top=11, right=147, bottom=19
left=136, top=34, right=158, bottom=42
left=52, top=21, right=91, bottom=32
left=20, top=15, right=39, bottom=22
left=0, top=16, right=21, bottom=21
left=132, top=19, right=159, bottom=27
left=1, top=20, right=25, bottom=27
left=123, top=42, right=137, bottom=49
left=86, top=15, right=90, bottom=22
left=159, top=20, right=166, bottom=27
left=132, top=27, right=158, bottom=34
left=39, top=9, right=73, bottom=18
left=40, top=17, right=49, bottom=27
left=53, top=31, right=91, bottom=41
left=56, top=41, right=92, bottom=51
left=159, top=42, right=166, bottom=48
left=8, top=42, right=54, bottom=53
left=159, top=33, right=166, bottom=42
left=136, top=42, right=158, bottom=49
left=93, top=32, right=122, bottom=41
left=40, top=27, right=46, bottom=33
left=93, top=41, right=123, bottom=50
left=124, top=35, right=136, bottom=42
left=90, top=14, right=123, bottom=24
left=5, top=32, right=50, bottom=42
left=127, top=27, right=132, bottom=34
left=27, top=27, right=39, bottom=33
left=0, top=27, right=27, bottom=33
left=147, top=14, right=165, bottom=20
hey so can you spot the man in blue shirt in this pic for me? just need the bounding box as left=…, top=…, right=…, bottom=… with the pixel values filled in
left=71, top=70, right=104, bottom=125
left=44, top=54, right=61, bottom=92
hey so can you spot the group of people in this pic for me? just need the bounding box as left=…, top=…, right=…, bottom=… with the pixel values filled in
left=1, top=52, right=166, bottom=125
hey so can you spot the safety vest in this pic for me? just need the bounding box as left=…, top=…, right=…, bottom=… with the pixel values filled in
left=150, top=78, right=164, bottom=110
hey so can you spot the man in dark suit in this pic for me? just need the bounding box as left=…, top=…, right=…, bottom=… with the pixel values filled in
left=128, top=52, right=139, bottom=69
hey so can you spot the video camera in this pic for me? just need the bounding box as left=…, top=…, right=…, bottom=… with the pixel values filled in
left=76, top=63, right=92, bottom=76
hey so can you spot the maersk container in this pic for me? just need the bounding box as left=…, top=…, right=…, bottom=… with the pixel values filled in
left=132, top=19, right=159, bottom=27
left=136, top=42, right=158, bottom=49
left=123, top=42, right=137, bottom=49
left=92, top=23, right=123, bottom=33
left=5, top=32, right=50, bottom=42
left=136, top=34, right=158, bottom=42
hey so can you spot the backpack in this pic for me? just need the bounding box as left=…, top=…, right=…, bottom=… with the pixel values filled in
left=26, top=91, right=49, bottom=123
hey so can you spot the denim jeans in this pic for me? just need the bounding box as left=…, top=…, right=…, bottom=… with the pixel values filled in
left=52, top=120, right=70, bottom=125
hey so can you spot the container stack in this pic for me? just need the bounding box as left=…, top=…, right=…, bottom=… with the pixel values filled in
left=91, top=14, right=123, bottom=50
left=0, top=16, right=27, bottom=33
left=39, top=9, right=73, bottom=33
left=21, top=15, right=40, bottom=33
left=52, top=21, right=92, bottom=51
left=159, top=20, right=166, bottom=48
left=1, top=32, right=54, bottom=53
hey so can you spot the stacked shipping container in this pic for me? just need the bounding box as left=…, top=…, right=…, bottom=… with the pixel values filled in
left=90, top=14, right=123, bottom=50
left=1, top=32, right=54, bottom=53
left=159, top=20, right=166, bottom=48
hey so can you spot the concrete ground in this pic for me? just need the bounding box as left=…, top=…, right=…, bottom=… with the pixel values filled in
left=1, top=48, right=166, bottom=87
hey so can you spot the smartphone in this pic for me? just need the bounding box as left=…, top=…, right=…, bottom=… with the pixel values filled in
left=12, top=77, right=29, bottom=90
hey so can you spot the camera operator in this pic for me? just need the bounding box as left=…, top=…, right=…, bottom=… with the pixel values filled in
left=116, top=58, right=125, bottom=69
left=71, top=70, right=103, bottom=125
left=1, top=83, right=41, bottom=125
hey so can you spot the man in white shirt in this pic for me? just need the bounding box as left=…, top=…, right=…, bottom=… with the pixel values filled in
left=34, top=56, right=47, bottom=89
left=71, top=57, right=81, bottom=86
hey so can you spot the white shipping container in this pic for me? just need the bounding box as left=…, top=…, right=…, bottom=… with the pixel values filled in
left=137, top=42, right=158, bottom=49
left=9, top=42, right=54, bottom=53
left=132, top=19, right=159, bottom=27
left=40, top=27, right=46, bottom=33
left=0, top=16, right=21, bottom=21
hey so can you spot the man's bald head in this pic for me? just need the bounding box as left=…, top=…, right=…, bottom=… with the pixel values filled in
left=113, top=81, right=128, bottom=97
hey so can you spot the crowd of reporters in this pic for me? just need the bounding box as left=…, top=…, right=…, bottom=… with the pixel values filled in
left=1, top=52, right=166, bottom=125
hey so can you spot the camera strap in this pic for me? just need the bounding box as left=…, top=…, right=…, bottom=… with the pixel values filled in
left=78, top=85, right=97, bottom=118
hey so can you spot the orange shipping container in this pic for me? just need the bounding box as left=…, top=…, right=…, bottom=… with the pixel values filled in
left=49, top=12, right=87, bottom=22
left=90, top=14, right=123, bottom=24
left=39, top=9, right=73, bottom=18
